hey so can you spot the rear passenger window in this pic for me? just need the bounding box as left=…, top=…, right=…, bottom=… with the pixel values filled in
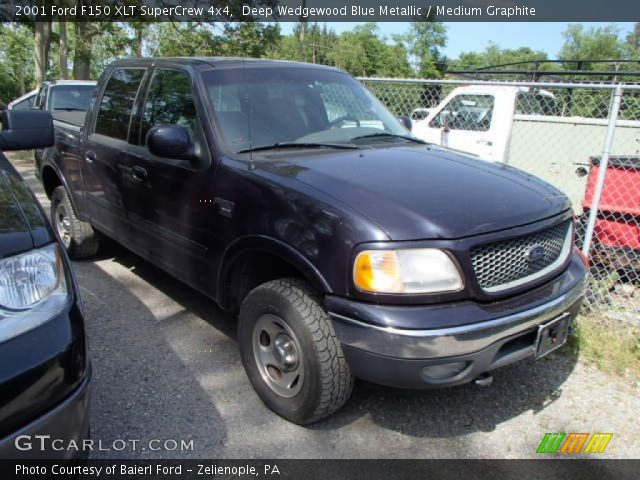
left=95, top=69, right=145, bottom=141
left=140, top=69, right=197, bottom=144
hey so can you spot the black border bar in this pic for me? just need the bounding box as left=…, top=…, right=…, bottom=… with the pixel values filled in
left=2, top=0, right=640, bottom=22
left=3, top=459, right=640, bottom=479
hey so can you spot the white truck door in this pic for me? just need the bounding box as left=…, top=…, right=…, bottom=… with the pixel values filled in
left=413, top=92, right=503, bottom=161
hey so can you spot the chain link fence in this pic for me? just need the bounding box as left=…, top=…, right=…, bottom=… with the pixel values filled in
left=359, top=77, right=640, bottom=321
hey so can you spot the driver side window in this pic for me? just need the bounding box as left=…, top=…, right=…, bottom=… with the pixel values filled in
left=139, top=69, right=197, bottom=145
left=429, top=94, right=495, bottom=131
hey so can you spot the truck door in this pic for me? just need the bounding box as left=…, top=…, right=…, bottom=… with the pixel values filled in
left=413, top=93, right=501, bottom=161
left=119, top=67, right=213, bottom=291
left=82, top=67, right=147, bottom=241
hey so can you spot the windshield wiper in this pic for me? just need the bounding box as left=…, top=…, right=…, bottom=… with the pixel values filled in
left=53, top=107, right=86, bottom=111
left=350, top=133, right=428, bottom=144
left=236, top=142, right=358, bottom=154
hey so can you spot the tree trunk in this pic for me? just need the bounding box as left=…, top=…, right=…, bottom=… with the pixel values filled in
left=298, top=4, right=306, bottom=61
left=34, top=21, right=52, bottom=88
left=73, top=23, right=92, bottom=80
left=59, top=21, right=68, bottom=79
left=135, top=24, right=143, bottom=57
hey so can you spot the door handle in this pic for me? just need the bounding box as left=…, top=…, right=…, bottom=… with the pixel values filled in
left=131, top=166, right=148, bottom=183
left=476, top=139, right=493, bottom=146
left=85, top=150, right=96, bottom=163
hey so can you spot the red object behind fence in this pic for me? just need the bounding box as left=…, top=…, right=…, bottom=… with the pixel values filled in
left=582, top=156, right=640, bottom=251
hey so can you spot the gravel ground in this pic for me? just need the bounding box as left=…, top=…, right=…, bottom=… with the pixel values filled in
left=7, top=152, right=640, bottom=459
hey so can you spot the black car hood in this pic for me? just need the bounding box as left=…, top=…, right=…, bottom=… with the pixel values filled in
left=0, top=157, right=52, bottom=258
left=258, top=145, right=571, bottom=240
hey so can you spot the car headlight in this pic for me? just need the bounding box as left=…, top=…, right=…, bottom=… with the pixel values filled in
left=354, top=248, right=463, bottom=294
left=0, top=243, right=69, bottom=343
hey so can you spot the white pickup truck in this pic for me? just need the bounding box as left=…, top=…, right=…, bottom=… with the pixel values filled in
left=412, top=85, right=640, bottom=209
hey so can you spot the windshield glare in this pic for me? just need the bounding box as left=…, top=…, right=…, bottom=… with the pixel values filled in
left=202, top=67, right=410, bottom=153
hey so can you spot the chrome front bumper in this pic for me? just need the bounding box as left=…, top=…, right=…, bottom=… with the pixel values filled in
left=327, top=253, right=588, bottom=388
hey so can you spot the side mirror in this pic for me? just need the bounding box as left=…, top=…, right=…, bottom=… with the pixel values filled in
left=439, top=112, right=452, bottom=131
left=0, top=110, right=53, bottom=151
left=147, top=124, right=197, bottom=161
left=397, top=115, right=412, bottom=131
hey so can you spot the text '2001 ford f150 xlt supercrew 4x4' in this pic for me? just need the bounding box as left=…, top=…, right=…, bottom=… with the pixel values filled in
left=40, top=58, right=588, bottom=424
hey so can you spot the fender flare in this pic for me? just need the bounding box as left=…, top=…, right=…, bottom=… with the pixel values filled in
left=40, top=157, right=80, bottom=213
left=216, top=235, right=332, bottom=308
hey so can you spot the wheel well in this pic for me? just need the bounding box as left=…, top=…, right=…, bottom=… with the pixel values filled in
left=41, top=166, right=62, bottom=199
left=223, top=251, right=317, bottom=311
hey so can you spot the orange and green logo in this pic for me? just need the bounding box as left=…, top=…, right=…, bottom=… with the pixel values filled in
left=537, top=432, right=613, bottom=454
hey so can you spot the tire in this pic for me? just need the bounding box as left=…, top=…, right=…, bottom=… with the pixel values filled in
left=51, top=186, right=100, bottom=259
left=238, top=278, right=353, bottom=424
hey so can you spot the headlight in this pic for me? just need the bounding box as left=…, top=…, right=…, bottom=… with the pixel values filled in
left=354, top=248, right=463, bottom=294
left=0, top=243, right=69, bottom=343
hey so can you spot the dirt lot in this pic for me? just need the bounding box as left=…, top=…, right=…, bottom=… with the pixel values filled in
left=7, top=152, right=640, bottom=459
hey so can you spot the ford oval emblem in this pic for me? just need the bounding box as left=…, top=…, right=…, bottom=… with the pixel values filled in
left=526, top=245, right=545, bottom=263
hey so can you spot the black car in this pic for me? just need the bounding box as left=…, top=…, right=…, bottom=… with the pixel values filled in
left=0, top=109, right=90, bottom=458
left=41, top=58, right=587, bottom=424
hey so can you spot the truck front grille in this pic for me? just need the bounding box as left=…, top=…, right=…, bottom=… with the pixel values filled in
left=470, top=220, right=572, bottom=292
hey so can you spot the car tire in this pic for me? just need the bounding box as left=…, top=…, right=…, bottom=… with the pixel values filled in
left=238, top=278, right=353, bottom=424
left=51, top=186, right=99, bottom=259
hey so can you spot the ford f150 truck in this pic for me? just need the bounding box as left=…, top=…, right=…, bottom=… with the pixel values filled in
left=40, top=58, right=587, bottom=424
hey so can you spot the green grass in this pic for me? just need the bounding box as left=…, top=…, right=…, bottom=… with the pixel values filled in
left=569, top=315, right=640, bottom=381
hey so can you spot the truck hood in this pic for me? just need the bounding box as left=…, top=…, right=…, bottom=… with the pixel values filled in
left=257, top=145, right=571, bottom=240
left=0, top=162, right=52, bottom=258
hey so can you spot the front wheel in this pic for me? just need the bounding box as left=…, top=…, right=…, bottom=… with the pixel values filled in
left=51, top=186, right=100, bottom=259
left=238, top=279, right=353, bottom=424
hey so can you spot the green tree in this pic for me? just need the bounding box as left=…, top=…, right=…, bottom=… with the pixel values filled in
left=218, top=22, right=280, bottom=57
left=269, top=23, right=339, bottom=64
left=560, top=24, right=625, bottom=63
left=326, top=31, right=369, bottom=75
left=0, top=23, right=34, bottom=98
left=147, top=23, right=219, bottom=57
left=324, top=23, right=412, bottom=77
left=625, top=22, right=640, bottom=56
left=405, top=21, right=447, bottom=78
left=34, top=22, right=52, bottom=88
left=72, top=22, right=98, bottom=79
left=378, top=38, right=412, bottom=77
left=449, top=51, right=486, bottom=70
left=90, top=23, right=133, bottom=79
left=58, top=21, right=69, bottom=79
left=449, top=43, right=548, bottom=79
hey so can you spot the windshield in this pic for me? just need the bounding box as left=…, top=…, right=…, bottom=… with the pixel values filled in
left=201, top=67, right=411, bottom=154
left=49, top=85, right=95, bottom=111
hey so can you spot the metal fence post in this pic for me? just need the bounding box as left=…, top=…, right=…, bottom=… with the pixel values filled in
left=581, top=85, right=624, bottom=256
